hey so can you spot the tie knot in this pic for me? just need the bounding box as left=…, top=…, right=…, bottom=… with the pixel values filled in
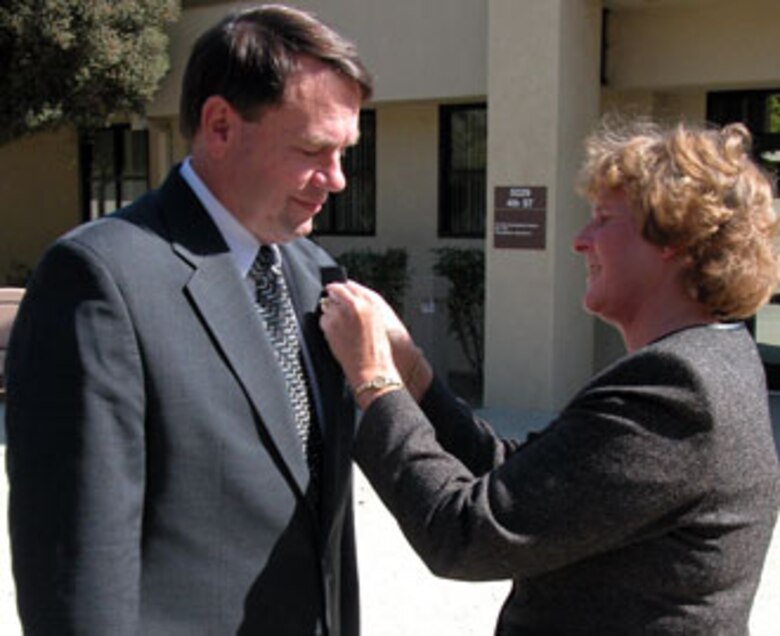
left=250, top=245, right=280, bottom=281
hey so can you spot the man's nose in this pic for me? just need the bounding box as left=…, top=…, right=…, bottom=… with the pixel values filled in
left=314, top=153, right=347, bottom=192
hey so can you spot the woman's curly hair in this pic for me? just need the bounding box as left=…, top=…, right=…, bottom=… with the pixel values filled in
left=578, top=118, right=780, bottom=319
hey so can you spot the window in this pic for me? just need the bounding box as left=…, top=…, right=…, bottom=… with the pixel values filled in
left=439, top=103, right=487, bottom=238
left=79, top=125, right=150, bottom=222
left=708, top=90, right=780, bottom=192
left=314, top=110, right=376, bottom=236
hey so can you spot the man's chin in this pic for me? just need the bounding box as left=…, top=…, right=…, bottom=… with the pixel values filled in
left=294, top=219, right=315, bottom=238
left=258, top=221, right=314, bottom=244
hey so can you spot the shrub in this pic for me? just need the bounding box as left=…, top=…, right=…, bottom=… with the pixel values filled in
left=432, top=247, right=484, bottom=384
left=0, top=0, right=179, bottom=145
left=336, top=248, right=409, bottom=315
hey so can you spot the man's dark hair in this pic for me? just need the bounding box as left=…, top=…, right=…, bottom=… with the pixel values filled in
left=179, top=4, right=373, bottom=139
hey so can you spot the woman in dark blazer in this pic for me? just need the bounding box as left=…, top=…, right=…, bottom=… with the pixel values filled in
left=319, top=120, right=780, bottom=634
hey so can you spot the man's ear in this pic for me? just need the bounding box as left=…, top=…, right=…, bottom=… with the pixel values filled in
left=199, top=95, right=237, bottom=158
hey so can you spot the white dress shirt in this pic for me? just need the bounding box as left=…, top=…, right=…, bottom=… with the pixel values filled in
left=179, top=157, right=327, bottom=433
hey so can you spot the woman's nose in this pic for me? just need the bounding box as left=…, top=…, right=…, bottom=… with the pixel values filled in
left=572, top=224, right=592, bottom=253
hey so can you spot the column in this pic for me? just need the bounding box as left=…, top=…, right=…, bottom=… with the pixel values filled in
left=484, top=0, right=602, bottom=411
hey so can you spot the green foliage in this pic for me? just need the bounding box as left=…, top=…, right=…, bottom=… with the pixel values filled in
left=432, top=247, right=484, bottom=382
left=769, top=94, right=780, bottom=134
left=336, top=248, right=409, bottom=315
left=0, top=0, right=180, bottom=145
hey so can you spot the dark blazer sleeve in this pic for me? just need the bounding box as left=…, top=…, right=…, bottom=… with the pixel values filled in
left=353, top=351, right=713, bottom=581
left=417, top=378, right=522, bottom=474
left=6, top=237, right=146, bottom=634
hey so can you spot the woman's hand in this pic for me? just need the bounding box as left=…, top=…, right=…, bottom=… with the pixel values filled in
left=319, top=281, right=401, bottom=409
left=319, top=281, right=433, bottom=407
left=351, top=284, right=432, bottom=401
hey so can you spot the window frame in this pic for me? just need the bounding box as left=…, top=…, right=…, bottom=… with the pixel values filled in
left=438, top=102, right=488, bottom=239
left=79, top=124, right=150, bottom=222
left=313, top=109, right=377, bottom=237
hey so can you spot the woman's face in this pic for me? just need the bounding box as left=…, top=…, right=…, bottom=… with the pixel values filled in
left=572, top=189, right=669, bottom=330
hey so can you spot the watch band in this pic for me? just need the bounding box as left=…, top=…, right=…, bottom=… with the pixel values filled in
left=353, top=375, right=404, bottom=397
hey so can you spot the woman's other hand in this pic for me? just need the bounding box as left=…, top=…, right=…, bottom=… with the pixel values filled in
left=359, top=285, right=433, bottom=401
left=320, top=281, right=434, bottom=405
left=319, top=281, right=401, bottom=409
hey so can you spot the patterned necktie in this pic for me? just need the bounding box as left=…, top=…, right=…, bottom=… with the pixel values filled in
left=249, top=245, right=322, bottom=491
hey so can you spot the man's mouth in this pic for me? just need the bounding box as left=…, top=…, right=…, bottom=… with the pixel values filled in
left=292, top=197, right=327, bottom=214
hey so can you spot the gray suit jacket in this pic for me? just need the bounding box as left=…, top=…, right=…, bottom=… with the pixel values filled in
left=5, top=169, right=359, bottom=635
left=355, top=324, right=779, bottom=634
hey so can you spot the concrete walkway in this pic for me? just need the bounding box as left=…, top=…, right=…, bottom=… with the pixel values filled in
left=1, top=404, right=779, bottom=635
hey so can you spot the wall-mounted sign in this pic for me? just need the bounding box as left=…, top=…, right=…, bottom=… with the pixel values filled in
left=494, top=186, right=547, bottom=249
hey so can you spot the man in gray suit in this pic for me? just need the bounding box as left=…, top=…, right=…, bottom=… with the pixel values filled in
left=5, top=5, right=372, bottom=634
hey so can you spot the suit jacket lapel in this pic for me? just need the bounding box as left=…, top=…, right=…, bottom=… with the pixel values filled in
left=160, top=171, right=310, bottom=495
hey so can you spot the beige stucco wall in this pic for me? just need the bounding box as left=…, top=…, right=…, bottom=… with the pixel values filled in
left=0, top=129, right=81, bottom=283
left=607, top=0, right=780, bottom=91
left=149, top=0, right=780, bottom=117
left=148, top=0, right=487, bottom=118
left=601, top=89, right=706, bottom=123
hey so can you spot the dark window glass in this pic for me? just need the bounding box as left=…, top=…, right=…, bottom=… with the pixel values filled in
left=79, top=125, right=149, bottom=221
left=708, top=89, right=780, bottom=192
left=765, top=94, right=780, bottom=134
left=439, top=104, right=487, bottom=238
left=314, top=110, right=376, bottom=236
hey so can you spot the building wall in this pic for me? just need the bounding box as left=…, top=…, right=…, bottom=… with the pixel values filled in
left=606, top=0, right=780, bottom=91
left=148, top=0, right=487, bottom=118
left=0, top=129, right=81, bottom=283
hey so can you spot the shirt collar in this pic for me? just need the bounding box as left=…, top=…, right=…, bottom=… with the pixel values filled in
left=179, top=157, right=261, bottom=278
